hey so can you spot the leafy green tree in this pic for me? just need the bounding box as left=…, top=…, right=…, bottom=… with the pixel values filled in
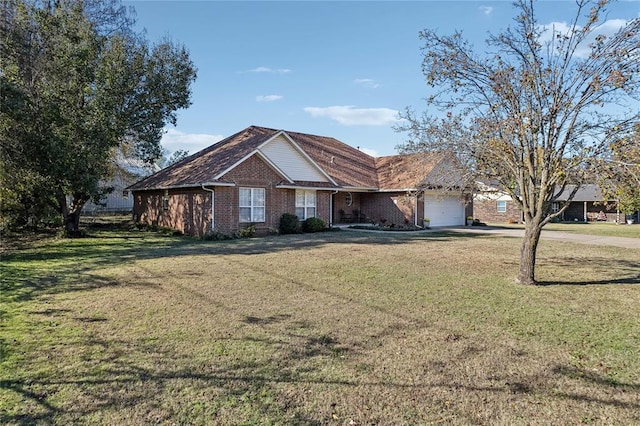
left=396, top=0, right=639, bottom=285
left=0, top=0, right=197, bottom=233
left=600, top=124, right=640, bottom=219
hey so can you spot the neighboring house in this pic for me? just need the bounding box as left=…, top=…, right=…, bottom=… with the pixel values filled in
left=473, top=181, right=523, bottom=224
left=127, top=125, right=473, bottom=237
left=82, top=155, right=159, bottom=214
left=473, top=183, right=622, bottom=224
left=553, top=185, right=619, bottom=222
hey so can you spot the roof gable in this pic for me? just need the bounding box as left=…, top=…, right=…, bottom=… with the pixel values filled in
left=257, top=132, right=332, bottom=183
left=286, top=130, right=379, bottom=189
left=128, top=126, right=276, bottom=190
left=127, top=125, right=461, bottom=193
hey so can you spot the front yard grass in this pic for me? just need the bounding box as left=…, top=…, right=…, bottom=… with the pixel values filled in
left=544, top=222, right=640, bottom=238
left=491, top=221, right=640, bottom=238
left=1, top=225, right=639, bottom=424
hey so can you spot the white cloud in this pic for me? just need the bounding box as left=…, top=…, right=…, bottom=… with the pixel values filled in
left=303, top=105, right=400, bottom=126
left=538, top=19, right=629, bottom=58
left=256, top=95, right=283, bottom=102
left=479, top=6, right=493, bottom=16
left=355, top=78, right=380, bottom=89
left=161, top=128, right=223, bottom=155
left=246, top=66, right=291, bottom=74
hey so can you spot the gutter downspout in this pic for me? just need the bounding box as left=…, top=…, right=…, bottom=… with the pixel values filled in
left=414, top=193, right=418, bottom=227
left=202, top=185, right=215, bottom=232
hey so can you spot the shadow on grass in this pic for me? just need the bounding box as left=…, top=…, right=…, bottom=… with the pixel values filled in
left=2, top=327, right=640, bottom=425
left=0, top=229, right=459, bottom=305
left=537, top=257, right=640, bottom=286
left=553, top=365, right=640, bottom=390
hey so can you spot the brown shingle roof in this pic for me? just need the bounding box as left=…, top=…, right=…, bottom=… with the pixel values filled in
left=128, top=126, right=276, bottom=190
left=128, top=125, right=453, bottom=192
left=286, top=130, right=379, bottom=189
left=375, top=152, right=446, bottom=190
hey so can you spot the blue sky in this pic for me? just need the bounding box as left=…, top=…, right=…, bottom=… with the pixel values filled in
left=125, top=1, right=639, bottom=158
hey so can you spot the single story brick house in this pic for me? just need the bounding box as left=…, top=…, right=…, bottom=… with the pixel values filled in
left=473, top=183, right=623, bottom=224
left=128, top=125, right=473, bottom=237
left=472, top=181, right=523, bottom=224
left=553, top=185, right=620, bottom=222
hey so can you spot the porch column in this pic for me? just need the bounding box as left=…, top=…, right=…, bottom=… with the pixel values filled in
left=583, top=201, right=587, bottom=222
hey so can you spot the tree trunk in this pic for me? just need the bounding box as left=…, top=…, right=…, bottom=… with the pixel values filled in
left=58, top=194, right=84, bottom=236
left=65, top=209, right=82, bottom=235
left=517, top=222, right=543, bottom=285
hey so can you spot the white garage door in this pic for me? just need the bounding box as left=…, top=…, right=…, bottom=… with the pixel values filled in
left=424, top=195, right=465, bottom=227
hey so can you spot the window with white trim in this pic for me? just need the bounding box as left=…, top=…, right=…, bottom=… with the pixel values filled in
left=551, top=202, right=560, bottom=213
left=497, top=200, right=507, bottom=213
left=295, top=189, right=316, bottom=220
left=239, top=188, right=265, bottom=222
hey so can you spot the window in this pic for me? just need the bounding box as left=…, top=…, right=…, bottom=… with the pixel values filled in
left=551, top=202, right=560, bottom=213
left=497, top=200, right=507, bottom=213
left=162, top=190, right=169, bottom=211
left=239, top=188, right=265, bottom=222
left=295, top=190, right=316, bottom=220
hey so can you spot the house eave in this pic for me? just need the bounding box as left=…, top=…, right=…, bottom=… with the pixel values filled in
left=377, top=187, right=417, bottom=193
left=276, top=184, right=339, bottom=191
left=129, top=182, right=236, bottom=192
left=340, top=186, right=379, bottom=192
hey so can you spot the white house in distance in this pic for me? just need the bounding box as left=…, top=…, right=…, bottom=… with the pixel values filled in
left=82, top=155, right=159, bottom=214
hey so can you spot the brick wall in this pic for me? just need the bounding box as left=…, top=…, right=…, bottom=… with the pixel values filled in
left=133, top=154, right=334, bottom=236
left=361, top=192, right=419, bottom=226
left=473, top=199, right=522, bottom=224
left=133, top=188, right=211, bottom=237
left=333, top=191, right=363, bottom=223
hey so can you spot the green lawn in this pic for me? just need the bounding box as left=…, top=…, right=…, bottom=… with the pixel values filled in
left=1, top=223, right=639, bottom=424
left=490, top=221, right=640, bottom=238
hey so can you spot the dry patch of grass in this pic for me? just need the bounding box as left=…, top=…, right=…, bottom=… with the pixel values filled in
left=1, top=228, right=639, bottom=424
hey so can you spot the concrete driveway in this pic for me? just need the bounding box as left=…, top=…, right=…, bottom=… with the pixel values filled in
left=443, top=226, right=640, bottom=249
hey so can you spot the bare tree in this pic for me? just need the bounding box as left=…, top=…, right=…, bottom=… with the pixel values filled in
left=396, top=0, right=639, bottom=285
left=598, top=124, right=640, bottom=218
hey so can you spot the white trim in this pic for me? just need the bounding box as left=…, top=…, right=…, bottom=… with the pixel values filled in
left=259, top=131, right=339, bottom=186
left=201, top=185, right=215, bottom=230
left=239, top=187, right=266, bottom=223
left=340, top=186, right=379, bottom=192
left=276, top=184, right=336, bottom=191
left=214, top=150, right=294, bottom=183
left=377, top=188, right=416, bottom=193
left=213, top=151, right=255, bottom=180
left=130, top=182, right=236, bottom=192
left=295, top=189, right=317, bottom=220
left=254, top=151, right=295, bottom=183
